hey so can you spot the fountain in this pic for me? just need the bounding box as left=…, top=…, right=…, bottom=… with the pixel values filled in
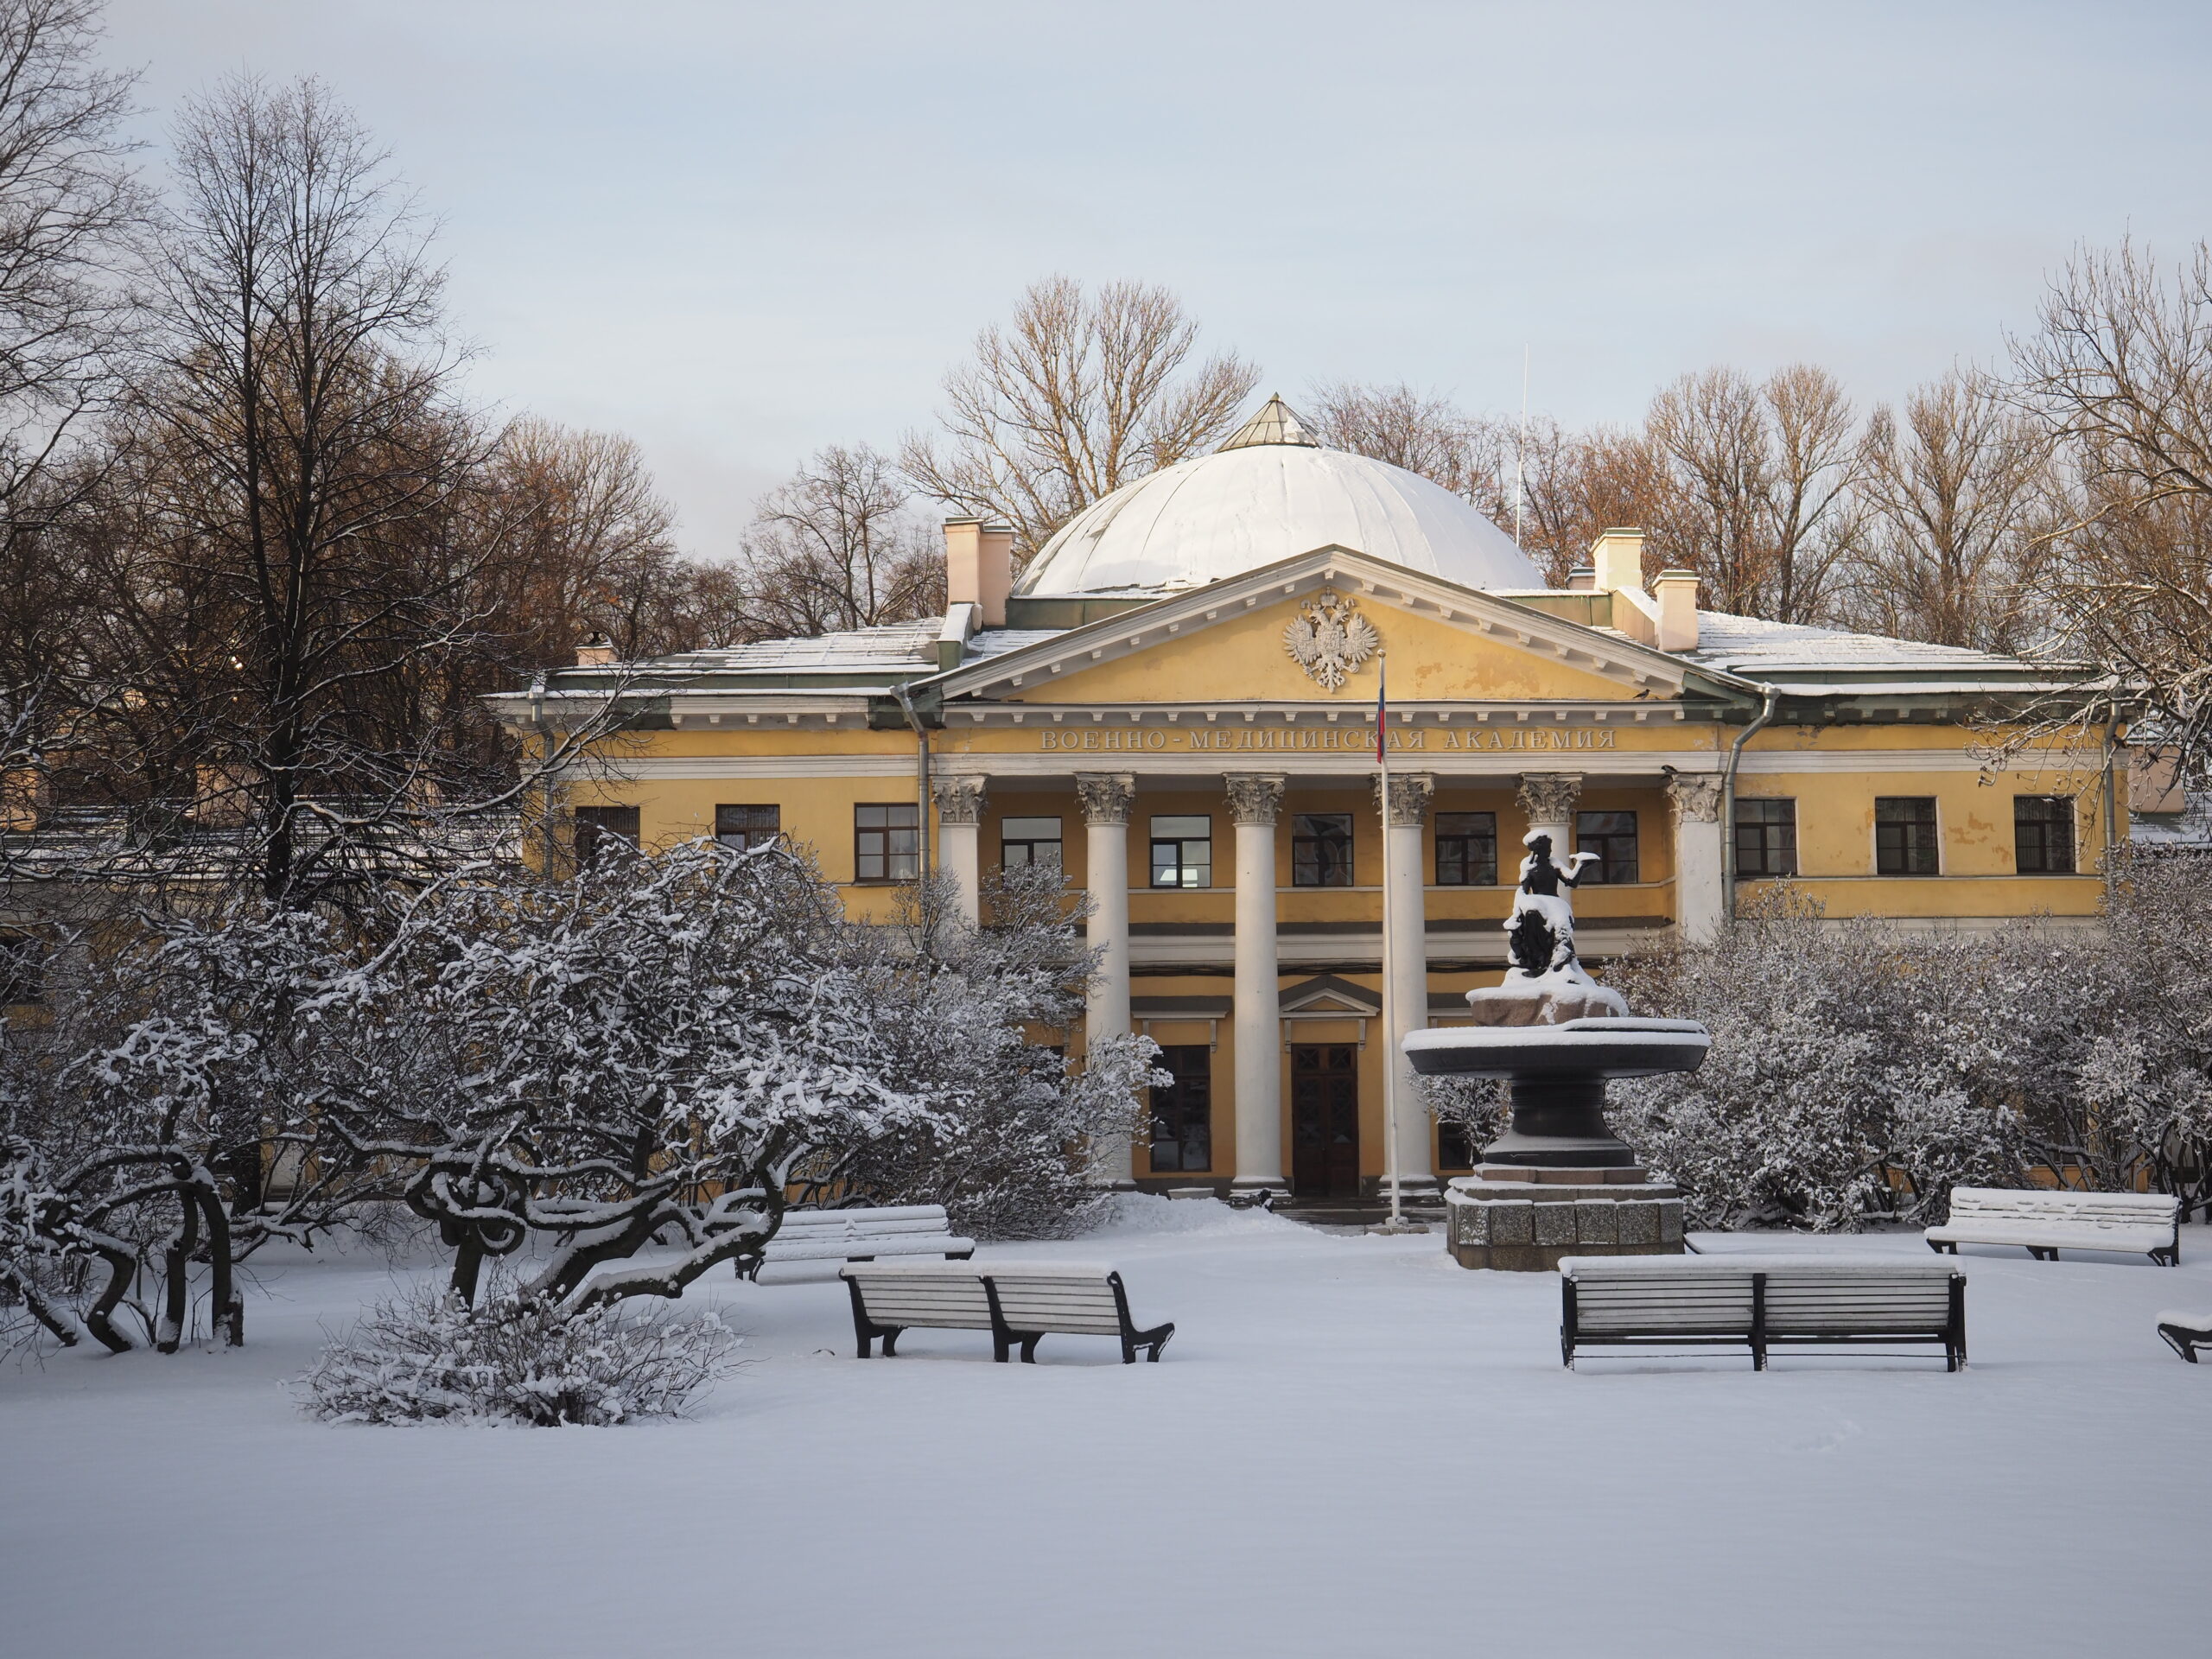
left=1402, top=830, right=1710, bottom=1270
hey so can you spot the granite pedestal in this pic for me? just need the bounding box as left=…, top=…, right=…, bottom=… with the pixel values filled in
left=1443, top=1162, right=1684, bottom=1272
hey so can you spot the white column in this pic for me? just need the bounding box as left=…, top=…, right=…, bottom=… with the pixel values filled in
left=1380, top=771, right=1437, bottom=1193
left=1224, top=773, right=1287, bottom=1192
left=1668, top=770, right=1727, bottom=944
left=931, top=774, right=987, bottom=926
left=1076, top=772, right=1135, bottom=1187
left=1516, top=772, right=1584, bottom=858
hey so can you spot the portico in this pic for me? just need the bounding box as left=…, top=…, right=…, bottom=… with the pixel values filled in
left=903, top=729, right=1723, bottom=1193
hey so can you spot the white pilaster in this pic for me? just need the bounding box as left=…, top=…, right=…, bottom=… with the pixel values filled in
left=1380, top=772, right=1437, bottom=1193
left=1076, top=772, right=1136, bottom=1186
left=1224, top=773, right=1287, bottom=1192
left=931, top=774, right=987, bottom=926
left=1668, top=770, right=1727, bottom=944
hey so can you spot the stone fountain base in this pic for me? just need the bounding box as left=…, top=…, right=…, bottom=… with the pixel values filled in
left=1444, top=1162, right=1684, bottom=1272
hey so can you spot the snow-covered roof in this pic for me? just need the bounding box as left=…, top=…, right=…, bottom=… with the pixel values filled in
left=1682, top=612, right=2073, bottom=694
left=646, top=619, right=944, bottom=674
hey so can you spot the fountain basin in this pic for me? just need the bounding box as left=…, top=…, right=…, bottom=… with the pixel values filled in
left=1403, top=1016, right=1710, bottom=1167
left=1402, top=1016, right=1710, bottom=1079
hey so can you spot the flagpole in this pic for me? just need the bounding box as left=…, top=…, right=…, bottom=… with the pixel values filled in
left=1377, top=652, right=1403, bottom=1229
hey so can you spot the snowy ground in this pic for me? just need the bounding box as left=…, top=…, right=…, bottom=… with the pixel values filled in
left=3, top=1201, right=2206, bottom=1658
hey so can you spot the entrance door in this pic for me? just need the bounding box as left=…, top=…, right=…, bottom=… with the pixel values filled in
left=1291, top=1045, right=1361, bottom=1198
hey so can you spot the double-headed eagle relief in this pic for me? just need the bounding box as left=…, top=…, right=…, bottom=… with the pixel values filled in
left=1282, top=588, right=1381, bottom=689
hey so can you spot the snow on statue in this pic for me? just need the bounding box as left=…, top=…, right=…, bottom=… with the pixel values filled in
left=1491, top=830, right=1629, bottom=1020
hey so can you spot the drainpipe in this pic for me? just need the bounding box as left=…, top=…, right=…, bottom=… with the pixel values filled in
left=2101, top=714, right=2121, bottom=874
left=1719, top=684, right=1783, bottom=925
left=529, top=671, right=556, bottom=875
left=893, top=683, right=931, bottom=878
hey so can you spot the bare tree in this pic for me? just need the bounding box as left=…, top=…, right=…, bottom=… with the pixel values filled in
left=902, top=276, right=1258, bottom=560
left=2011, top=240, right=2212, bottom=780
left=738, top=442, right=943, bottom=637
left=1644, top=364, right=1860, bottom=620
left=1840, top=367, right=2056, bottom=651
left=473, top=416, right=694, bottom=663
left=30, top=77, right=630, bottom=910
left=1302, top=379, right=1505, bottom=499
left=0, top=0, right=138, bottom=495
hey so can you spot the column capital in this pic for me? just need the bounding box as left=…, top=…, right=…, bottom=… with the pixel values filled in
left=1224, top=772, right=1287, bottom=825
left=1664, top=768, right=1725, bottom=823
left=1516, top=771, right=1584, bottom=823
left=1074, top=772, right=1136, bottom=826
left=931, top=772, right=988, bottom=826
left=1374, top=771, right=1435, bottom=828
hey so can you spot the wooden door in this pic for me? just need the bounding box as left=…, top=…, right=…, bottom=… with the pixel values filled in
left=1291, top=1045, right=1361, bottom=1198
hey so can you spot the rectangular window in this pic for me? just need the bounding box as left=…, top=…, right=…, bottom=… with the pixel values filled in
left=854, top=803, right=919, bottom=882
left=573, top=804, right=640, bottom=867
left=0, top=929, right=45, bottom=1007
left=1434, top=811, right=1497, bottom=887
left=1436, top=1118, right=1475, bottom=1173
left=1875, top=797, right=1940, bottom=875
left=2014, top=795, right=2076, bottom=874
left=1149, top=815, right=1212, bottom=888
left=1147, top=1045, right=1213, bottom=1173
left=1575, top=810, right=1639, bottom=885
left=1292, top=813, right=1354, bottom=887
left=1000, top=815, right=1063, bottom=871
left=714, top=804, right=779, bottom=852
left=1733, top=798, right=1797, bottom=879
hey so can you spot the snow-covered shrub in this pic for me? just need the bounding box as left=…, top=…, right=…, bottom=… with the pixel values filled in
left=328, top=837, right=935, bottom=1313
left=0, top=900, right=383, bottom=1354
left=301, top=1278, right=740, bottom=1426
left=1607, top=887, right=2026, bottom=1230
left=1412, top=1072, right=1503, bottom=1170
left=810, top=865, right=1160, bottom=1240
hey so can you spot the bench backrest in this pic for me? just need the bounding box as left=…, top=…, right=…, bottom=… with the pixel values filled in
left=775, top=1205, right=954, bottom=1240
left=1947, top=1187, right=2177, bottom=1227
left=1567, top=1260, right=1961, bottom=1336
left=1761, top=1271, right=1955, bottom=1334
left=985, top=1271, right=1126, bottom=1336
left=1569, top=1272, right=1754, bottom=1335
left=842, top=1266, right=991, bottom=1329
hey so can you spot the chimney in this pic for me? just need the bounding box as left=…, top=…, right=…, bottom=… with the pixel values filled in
left=1591, top=528, right=1645, bottom=596
left=944, top=516, right=1012, bottom=629
left=1567, top=565, right=1597, bottom=593
left=575, top=632, right=617, bottom=668
left=1653, top=569, right=1700, bottom=652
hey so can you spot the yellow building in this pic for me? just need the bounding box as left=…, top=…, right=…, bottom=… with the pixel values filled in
left=491, top=399, right=2117, bottom=1203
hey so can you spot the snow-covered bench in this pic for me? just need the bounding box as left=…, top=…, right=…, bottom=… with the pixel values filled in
left=1560, top=1255, right=1967, bottom=1371
left=1925, top=1187, right=2180, bottom=1266
left=702, top=1198, right=976, bottom=1281
left=841, top=1262, right=1175, bottom=1363
left=2156, top=1311, right=2212, bottom=1363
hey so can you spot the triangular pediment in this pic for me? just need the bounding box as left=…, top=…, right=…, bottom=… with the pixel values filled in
left=928, top=546, right=1746, bottom=710
left=1279, top=974, right=1382, bottom=1016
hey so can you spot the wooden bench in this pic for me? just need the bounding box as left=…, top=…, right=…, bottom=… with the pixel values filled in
left=1560, top=1255, right=1967, bottom=1371
left=2156, top=1311, right=2212, bottom=1363
left=702, top=1198, right=976, bottom=1281
left=1925, top=1186, right=2180, bottom=1266
left=841, top=1262, right=1175, bottom=1363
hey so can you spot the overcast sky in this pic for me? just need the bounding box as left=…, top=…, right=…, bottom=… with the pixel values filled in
left=101, top=1, right=2212, bottom=556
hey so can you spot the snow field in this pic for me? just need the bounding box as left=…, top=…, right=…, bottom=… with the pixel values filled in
left=3, top=1199, right=2205, bottom=1658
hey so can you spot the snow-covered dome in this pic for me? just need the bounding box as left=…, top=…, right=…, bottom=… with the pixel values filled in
left=1011, top=396, right=1547, bottom=598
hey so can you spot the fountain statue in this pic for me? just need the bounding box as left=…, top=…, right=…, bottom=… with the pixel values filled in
left=1402, top=830, right=1711, bottom=1269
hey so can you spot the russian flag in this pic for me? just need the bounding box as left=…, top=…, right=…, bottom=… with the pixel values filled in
left=1376, top=655, right=1388, bottom=766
